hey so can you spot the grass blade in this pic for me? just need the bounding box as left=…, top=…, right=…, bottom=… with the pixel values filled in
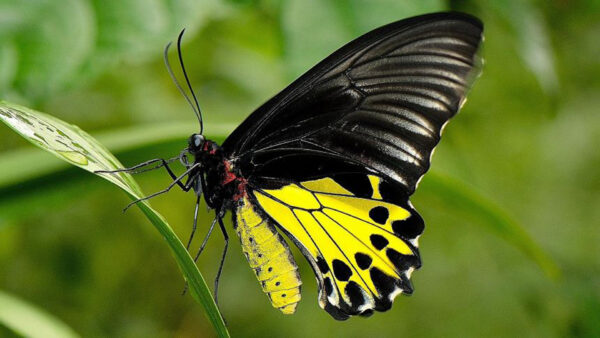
left=0, top=290, right=80, bottom=338
left=0, top=100, right=230, bottom=337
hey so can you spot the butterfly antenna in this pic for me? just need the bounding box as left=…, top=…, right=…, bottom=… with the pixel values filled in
left=177, top=29, right=204, bottom=134
left=163, top=37, right=202, bottom=132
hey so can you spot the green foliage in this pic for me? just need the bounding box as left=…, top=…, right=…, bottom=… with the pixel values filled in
left=1, top=0, right=599, bottom=337
left=0, top=0, right=222, bottom=103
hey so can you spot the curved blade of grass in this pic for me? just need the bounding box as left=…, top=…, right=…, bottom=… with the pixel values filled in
left=0, top=120, right=236, bottom=189
left=0, top=101, right=230, bottom=338
left=420, top=171, right=560, bottom=279
left=0, top=290, right=80, bottom=338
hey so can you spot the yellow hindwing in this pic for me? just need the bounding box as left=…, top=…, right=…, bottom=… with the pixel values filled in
left=253, top=175, right=422, bottom=317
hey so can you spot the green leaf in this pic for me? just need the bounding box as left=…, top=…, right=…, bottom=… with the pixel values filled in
left=420, top=171, right=560, bottom=279
left=0, top=290, right=80, bottom=338
left=0, top=100, right=230, bottom=338
left=8, top=0, right=95, bottom=101
left=0, top=0, right=221, bottom=102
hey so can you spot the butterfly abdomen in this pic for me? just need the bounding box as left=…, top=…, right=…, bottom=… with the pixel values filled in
left=234, top=196, right=302, bottom=314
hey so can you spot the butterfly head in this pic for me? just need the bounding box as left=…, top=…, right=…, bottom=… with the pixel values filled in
left=189, top=133, right=205, bottom=151
left=188, top=133, right=220, bottom=157
left=186, top=133, right=229, bottom=208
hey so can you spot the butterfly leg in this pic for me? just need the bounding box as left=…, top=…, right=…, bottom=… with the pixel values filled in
left=193, top=213, right=219, bottom=262
left=123, top=163, right=200, bottom=211
left=96, top=157, right=195, bottom=197
left=181, top=207, right=219, bottom=296
left=182, top=208, right=223, bottom=296
left=185, top=195, right=201, bottom=250
left=95, top=156, right=178, bottom=175
left=213, top=210, right=229, bottom=308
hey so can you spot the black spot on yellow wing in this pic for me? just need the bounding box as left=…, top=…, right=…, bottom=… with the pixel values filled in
left=324, top=277, right=334, bottom=296
left=379, top=178, right=409, bottom=205
left=392, top=213, right=425, bottom=239
left=345, top=281, right=366, bottom=308
left=332, top=174, right=372, bottom=198
left=369, top=206, right=389, bottom=224
left=387, top=248, right=421, bottom=273
left=354, top=253, right=373, bottom=270
left=317, top=256, right=330, bottom=273
left=369, top=234, right=389, bottom=250
left=332, top=259, right=353, bottom=281
left=369, top=268, right=396, bottom=311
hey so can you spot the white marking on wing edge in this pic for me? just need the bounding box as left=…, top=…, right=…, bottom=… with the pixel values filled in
left=458, top=97, right=468, bottom=109
left=409, top=236, right=420, bottom=247
left=356, top=290, right=375, bottom=313
left=388, top=287, right=403, bottom=302
left=405, top=267, right=415, bottom=279
left=327, top=286, right=340, bottom=306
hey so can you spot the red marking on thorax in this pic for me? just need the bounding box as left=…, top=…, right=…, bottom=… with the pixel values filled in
left=223, top=160, right=248, bottom=202
left=222, top=160, right=237, bottom=185
left=233, top=182, right=248, bottom=202
left=203, top=142, right=218, bottom=155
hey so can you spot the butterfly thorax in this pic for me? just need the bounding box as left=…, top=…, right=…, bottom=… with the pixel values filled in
left=188, top=135, right=247, bottom=210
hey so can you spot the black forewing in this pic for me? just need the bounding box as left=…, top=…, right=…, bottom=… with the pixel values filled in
left=222, top=12, right=483, bottom=194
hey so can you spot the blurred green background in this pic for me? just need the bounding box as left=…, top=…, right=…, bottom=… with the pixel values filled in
left=1, top=0, right=599, bottom=337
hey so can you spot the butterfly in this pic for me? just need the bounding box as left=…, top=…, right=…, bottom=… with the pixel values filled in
left=103, top=11, right=483, bottom=320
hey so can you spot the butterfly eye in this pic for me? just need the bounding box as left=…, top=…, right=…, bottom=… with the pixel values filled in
left=193, top=134, right=205, bottom=148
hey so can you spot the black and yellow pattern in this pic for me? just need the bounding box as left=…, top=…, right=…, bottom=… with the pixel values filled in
left=156, top=12, right=482, bottom=320
left=216, top=14, right=482, bottom=319
left=252, top=174, right=422, bottom=319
